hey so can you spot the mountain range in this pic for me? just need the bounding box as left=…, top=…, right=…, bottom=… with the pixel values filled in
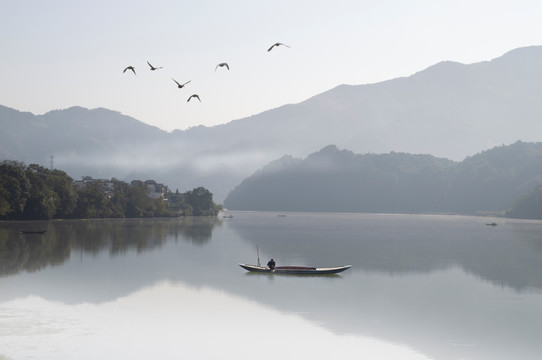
left=224, top=142, right=542, bottom=215
left=2, top=46, right=542, bottom=202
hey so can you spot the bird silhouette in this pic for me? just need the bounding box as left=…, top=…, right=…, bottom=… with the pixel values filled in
left=123, top=66, right=136, bottom=75
left=215, top=62, right=229, bottom=71
left=267, top=42, right=290, bottom=52
left=147, top=61, right=163, bottom=71
left=187, top=94, right=201, bottom=102
left=172, top=78, right=191, bottom=89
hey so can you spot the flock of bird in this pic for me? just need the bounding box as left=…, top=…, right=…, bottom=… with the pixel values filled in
left=122, top=42, right=290, bottom=103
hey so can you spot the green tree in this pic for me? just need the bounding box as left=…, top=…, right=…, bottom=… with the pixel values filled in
left=125, top=182, right=152, bottom=217
left=184, top=187, right=221, bottom=216
left=152, top=197, right=169, bottom=217
left=47, top=169, right=77, bottom=218
left=0, top=184, right=10, bottom=216
left=23, top=165, right=58, bottom=219
left=0, top=160, right=221, bottom=219
left=74, top=182, right=108, bottom=218
left=0, top=161, right=31, bottom=218
left=108, top=179, right=129, bottom=218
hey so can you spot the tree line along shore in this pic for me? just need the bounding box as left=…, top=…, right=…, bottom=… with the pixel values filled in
left=0, top=160, right=222, bottom=220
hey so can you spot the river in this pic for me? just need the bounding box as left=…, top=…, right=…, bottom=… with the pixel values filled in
left=1, top=212, right=542, bottom=359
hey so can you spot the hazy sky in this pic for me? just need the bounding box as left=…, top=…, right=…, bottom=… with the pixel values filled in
left=2, top=1, right=541, bottom=132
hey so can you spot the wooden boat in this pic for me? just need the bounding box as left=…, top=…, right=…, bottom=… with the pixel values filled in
left=20, top=230, right=47, bottom=234
left=239, top=263, right=351, bottom=275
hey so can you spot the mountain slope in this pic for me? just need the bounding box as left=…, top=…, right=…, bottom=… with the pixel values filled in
left=0, top=106, right=169, bottom=176
left=184, top=46, right=542, bottom=161
left=224, top=142, right=542, bottom=214
left=2, top=46, right=542, bottom=202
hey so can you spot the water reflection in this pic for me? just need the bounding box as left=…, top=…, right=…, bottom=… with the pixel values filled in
left=226, top=212, right=542, bottom=291
left=0, top=217, right=221, bottom=277
left=0, top=281, right=430, bottom=360
left=4, top=214, right=542, bottom=293
left=2, top=213, right=542, bottom=360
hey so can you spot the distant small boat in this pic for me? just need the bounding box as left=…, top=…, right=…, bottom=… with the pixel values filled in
left=239, top=263, right=351, bottom=275
left=20, top=230, right=47, bottom=234
left=223, top=214, right=234, bottom=218
left=486, top=222, right=498, bottom=226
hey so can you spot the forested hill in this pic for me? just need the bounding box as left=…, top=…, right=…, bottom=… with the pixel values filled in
left=224, top=142, right=542, bottom=215
left=4, top=46, right=542, bottom=204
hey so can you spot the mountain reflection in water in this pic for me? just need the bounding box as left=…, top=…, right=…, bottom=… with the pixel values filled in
left=1, top=213, right=542, bottom=360
left=0, top=217, right=220, bottom=277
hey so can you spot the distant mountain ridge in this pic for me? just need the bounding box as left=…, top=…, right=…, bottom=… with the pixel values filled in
left=0, top=105, right=167, bottom=165
left=224, top=142, right=542, bottom=214
left=2, top=46, right=542, bottom=202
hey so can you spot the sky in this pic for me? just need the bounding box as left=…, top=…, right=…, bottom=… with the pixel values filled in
left=2, top=0, right=541, bottom=132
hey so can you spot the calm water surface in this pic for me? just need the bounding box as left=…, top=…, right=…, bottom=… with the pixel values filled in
left=1, top=212, right=542, bottom=359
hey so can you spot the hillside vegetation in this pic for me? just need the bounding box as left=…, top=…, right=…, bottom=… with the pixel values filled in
left=0, top=161, right=221, bottom=220
left=224, top=142, right=542, bottom=217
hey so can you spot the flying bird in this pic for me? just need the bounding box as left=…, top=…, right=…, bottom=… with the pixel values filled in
left=147, top=61, right=163, bottom=71
left=123, top=66, right=136, bottom=75
left=267, top=42, right=290, bottom=52
left=172, top=78, right=191, bottom=89
left=187, top=94, right=201, bottom=102
left=215, top=62, right=229, bottom=71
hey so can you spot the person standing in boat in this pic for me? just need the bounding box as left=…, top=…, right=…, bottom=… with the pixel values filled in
left=267, top=258, right=276, bottom=270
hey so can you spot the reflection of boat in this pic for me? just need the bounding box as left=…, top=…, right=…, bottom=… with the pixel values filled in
left=239, top=263, right=351, bottom=275
left=20, top=230, right=47, bottom=234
